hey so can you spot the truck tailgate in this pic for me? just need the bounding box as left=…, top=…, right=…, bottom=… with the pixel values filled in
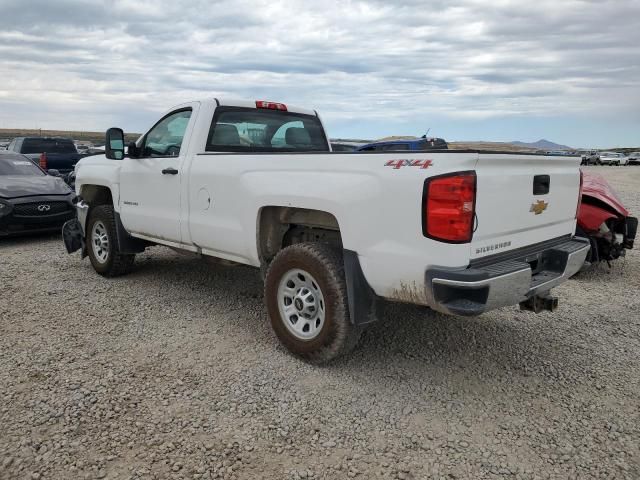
left=471, top=154, right=581, bottom=260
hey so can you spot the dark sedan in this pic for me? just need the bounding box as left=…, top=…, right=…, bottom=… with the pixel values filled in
left=0, top=153, right=75, bottom=236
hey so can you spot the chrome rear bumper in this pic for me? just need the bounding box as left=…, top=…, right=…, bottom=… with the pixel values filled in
left=425, top=236, right=590, bottom=316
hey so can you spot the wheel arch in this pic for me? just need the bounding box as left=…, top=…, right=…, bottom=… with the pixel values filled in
left=257, top=206, right=377, bottom=326
left=257, top=206, right=343, bottom=266
left=80, top=183, right=147, bottom=255
left=79, top=184, right=115, bottom=207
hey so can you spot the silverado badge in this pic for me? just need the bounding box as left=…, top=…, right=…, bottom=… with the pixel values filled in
left=530, top=200, right=548, bottom=215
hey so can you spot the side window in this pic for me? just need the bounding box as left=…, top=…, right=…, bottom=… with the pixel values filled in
left=142, top=109, right=192, bottom=157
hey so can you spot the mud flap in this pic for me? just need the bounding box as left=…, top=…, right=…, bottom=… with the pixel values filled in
left=343, top=249, right=378, bottom=326
left=114, top=212, right=148, bottom=254
left=625, top=216, right=637, bottom=249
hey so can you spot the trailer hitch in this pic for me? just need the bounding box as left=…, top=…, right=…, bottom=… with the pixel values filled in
left=519, top=293, right=558, bottom=313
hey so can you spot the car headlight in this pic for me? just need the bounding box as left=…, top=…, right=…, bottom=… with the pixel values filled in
left=0, top=199, right=13, bottom=217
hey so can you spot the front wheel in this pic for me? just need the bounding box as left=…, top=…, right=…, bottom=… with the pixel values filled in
left=264, top=243, right=362, bottom=363
left=87, top=205, right=135, bottom=277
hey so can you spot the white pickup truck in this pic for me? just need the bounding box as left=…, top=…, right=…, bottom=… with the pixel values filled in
left=63, top=98, right=589, bottom=363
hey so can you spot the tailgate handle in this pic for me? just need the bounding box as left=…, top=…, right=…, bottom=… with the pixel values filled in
left=533, top=175, right=550, bottom=195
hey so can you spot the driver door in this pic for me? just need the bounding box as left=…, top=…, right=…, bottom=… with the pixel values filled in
left=119, top=107, right=195, bottom=244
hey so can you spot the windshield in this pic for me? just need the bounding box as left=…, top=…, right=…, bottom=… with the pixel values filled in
left=21, top=138, right=77, bottom=155
left=206, top=107, right=329, bottom=152
left=0, top=156, right=44, bottom=176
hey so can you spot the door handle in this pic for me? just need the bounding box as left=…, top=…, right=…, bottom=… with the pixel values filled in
left=162, top=167, right=179, bottom=175
left=533, top=174, right=550, bottom=195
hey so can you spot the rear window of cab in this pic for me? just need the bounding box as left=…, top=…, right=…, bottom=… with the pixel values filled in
left=206, top=107, right=329, bottom=153
left=21, top=138, right=77, bottom=155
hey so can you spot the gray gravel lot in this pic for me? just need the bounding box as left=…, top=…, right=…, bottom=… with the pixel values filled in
left=1, top=166, right=639, bottom=480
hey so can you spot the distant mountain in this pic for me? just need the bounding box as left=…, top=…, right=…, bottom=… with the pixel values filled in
left=510, top=139, right=573, bottom=151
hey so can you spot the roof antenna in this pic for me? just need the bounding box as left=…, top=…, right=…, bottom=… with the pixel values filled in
left=422, top=128, right=431, bottom=139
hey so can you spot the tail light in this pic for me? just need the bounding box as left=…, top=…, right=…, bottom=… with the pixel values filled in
left=423, top=171, right=476, bottom=243
left=39, top=152, right=47, bottom=170
left=576, top=169, right=583, bottom=219
left=256, top=100, right=287, bottom=111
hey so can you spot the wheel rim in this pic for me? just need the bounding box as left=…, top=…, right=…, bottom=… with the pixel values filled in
left=277, top=268, right=326, bottom=341
left=91, top=221, right=109, bottom=264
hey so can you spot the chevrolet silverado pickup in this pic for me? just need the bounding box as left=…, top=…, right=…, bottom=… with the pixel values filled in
left=62, top=99, right=589, bottom=363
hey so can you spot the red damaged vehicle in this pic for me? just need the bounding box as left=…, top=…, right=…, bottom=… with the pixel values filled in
left=577, top=171, right=637, bottom=266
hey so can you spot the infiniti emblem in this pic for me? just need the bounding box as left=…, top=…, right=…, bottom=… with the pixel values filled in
left=37, top=204, right=51, bottom=212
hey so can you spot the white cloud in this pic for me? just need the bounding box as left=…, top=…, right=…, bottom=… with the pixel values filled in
left=0, top=0, right=638, bottom=145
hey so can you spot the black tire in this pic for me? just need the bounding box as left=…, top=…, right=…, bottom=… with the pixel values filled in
left=86, top=204, right=135, bottom=277
left=264, top=243, right=362, bottom=364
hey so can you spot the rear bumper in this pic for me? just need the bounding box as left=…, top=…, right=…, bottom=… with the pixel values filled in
left=425, top=236, right=590, bottom=316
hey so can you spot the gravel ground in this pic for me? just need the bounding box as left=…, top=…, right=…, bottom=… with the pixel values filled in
left=1, top=166, right=639, bottom=480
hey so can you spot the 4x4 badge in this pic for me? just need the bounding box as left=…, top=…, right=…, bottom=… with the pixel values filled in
left=384, top=159, right=433, bottom=170
left=530, top=200, right=548, bottom=215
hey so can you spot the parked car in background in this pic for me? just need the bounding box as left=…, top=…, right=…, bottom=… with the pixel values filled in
left=0, top=141, right=9, bottom=151
left=581, top=150, right=600, bottom=165
left=63, top=98, right=588, bottom=362
left=357, top=136, right=448, bottom=151
left=75, top=144, right=91, bottom=155
left=0, top=152, right=75, bottom=236
left=6, top=137, right=82, bottom=174
left=86, top=144, right=106, bottom=154
left=626, top=152, right=640, bottom=165
left=598, top=152, right=625, bottom=166
left=577, top=171, right=636, bottom=266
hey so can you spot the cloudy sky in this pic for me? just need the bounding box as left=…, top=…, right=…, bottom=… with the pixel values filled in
left=0, top=0, right=639, bottom=147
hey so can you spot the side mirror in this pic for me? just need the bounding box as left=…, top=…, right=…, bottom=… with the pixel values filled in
left=105, top=127, right=125, bottom=160
left=48, top=169, right=61, bottom=177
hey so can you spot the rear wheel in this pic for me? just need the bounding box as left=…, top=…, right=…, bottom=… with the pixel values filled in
left=264, top=243, right=362, bottom=363
left=87, top=205, right=135, bottom=277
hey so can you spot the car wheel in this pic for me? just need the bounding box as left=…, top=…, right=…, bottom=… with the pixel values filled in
left=264, top=242, right=362, bottom=363
left=87, top=204, right=135, bottom=277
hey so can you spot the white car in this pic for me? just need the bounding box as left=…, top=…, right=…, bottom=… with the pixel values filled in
left=598, top=151, right=626, bottom=166
left=626, top=152, right=640, bottom=165
left=62, top=98, right=588, bottom=362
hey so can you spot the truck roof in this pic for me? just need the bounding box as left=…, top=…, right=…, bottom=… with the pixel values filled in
left=210, top=98, right=318, bottom=117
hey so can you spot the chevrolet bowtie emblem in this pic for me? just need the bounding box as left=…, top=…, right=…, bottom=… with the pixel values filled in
left=530, top=200, right=548, bottom=215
